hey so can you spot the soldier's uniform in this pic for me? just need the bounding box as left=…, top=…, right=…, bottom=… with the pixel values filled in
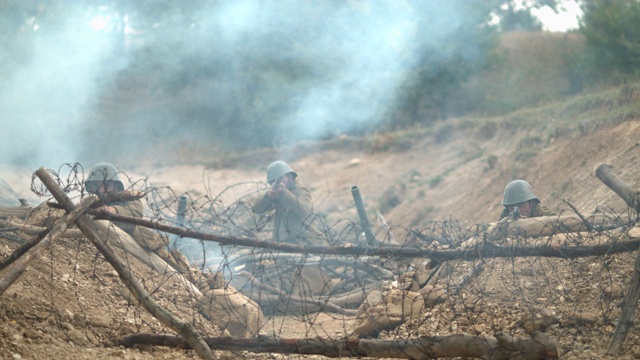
left=252, top=161, right=323, bottom=245
left=85, top=163, right=184, bottom=270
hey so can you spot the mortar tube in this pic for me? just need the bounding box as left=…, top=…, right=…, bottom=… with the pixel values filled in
left=171, top=196, right=188, bottom=253
left=177, top=196, right=187, bottom=226
left=351, top=185, right=378, bottom=246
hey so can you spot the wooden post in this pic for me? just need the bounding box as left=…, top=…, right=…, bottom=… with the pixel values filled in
left=595, top=163, right=640, bottom=212
left=35, top=167, right=214, bottom=360
left=0, top=196, right=97, bottom=295
left=119, top=333, right=558, bottom=359
left=595, top=163, right=640, bottom=354
left=607, top=243, right=640, bottom=354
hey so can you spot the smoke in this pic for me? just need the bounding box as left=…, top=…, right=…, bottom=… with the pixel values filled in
left=0, top=1, right=482, bottom=169
left=0, top=5, right=125, bottom=169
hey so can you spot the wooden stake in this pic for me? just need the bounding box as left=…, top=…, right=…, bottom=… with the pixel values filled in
left=607, top=246, right=640, bottom=354
left=35, top=167, right=214, bottom=360
left=596, top=163, right=640, bottom=212
left=0, top=196, right=97, bottom=295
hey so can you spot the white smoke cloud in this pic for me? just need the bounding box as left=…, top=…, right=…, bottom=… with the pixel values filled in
left=0, top=6, right=123, bottom=169
left=0, top=1, right=476, bottom=169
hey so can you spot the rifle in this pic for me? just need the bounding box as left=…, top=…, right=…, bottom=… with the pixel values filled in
left=509, top=207, right=520, bottom=220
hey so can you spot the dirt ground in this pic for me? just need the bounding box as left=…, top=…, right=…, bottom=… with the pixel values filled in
left=1, top=119, right=640, bottom=359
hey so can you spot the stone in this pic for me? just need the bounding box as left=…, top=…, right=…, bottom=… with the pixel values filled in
left=628, top=226, right=640, bottom=239
left=291, top=264, right=335, bottom=296
left=520, top=307, right=559, bottom=334
left=89, top=315, right=111, bottom=328
left=351, top=289, right=425, bottom=337
left=419, top=284, right=446, bottom=306
left=410, top=258, right=433, bottom=287
left=198, top=286, right=264, bottom=338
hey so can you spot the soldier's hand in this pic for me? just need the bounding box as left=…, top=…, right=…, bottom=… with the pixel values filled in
left=96, top=205, right=117, bottom=214
left=266, top=187, right=282, bottom=199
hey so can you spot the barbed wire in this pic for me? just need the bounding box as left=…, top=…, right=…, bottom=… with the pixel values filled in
left=2, top=164, right=640, bottom=358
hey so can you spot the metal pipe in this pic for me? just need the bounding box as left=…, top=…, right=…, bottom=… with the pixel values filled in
left=177, top=196, right=187, bottom=226
left=351, top=186, right=378, bottom=246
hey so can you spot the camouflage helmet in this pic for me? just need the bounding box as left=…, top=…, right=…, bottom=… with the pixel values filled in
left=85, top=162, right=125, bottom=193
left=501, top=180, right=539, bottom=206
left=266, top=160, right=297, bottom=184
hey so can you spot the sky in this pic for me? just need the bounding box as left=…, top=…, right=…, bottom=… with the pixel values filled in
left=534, top=0, right=583, bottom=32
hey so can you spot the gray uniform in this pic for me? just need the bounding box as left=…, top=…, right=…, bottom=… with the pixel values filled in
left=252, top=181, right=321, bottom=244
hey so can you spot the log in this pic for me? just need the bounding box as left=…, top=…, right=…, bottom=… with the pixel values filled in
left=0, top=196, right=98, bottom=295
left=485, top=213, right=632, bottom=241
left=607, top=243, right=640, bottom=354
left=0, top=205, right=33, bottom=220
left=596, top=163, right=640, bottom=354
left=90, top=211, right=640, bottom=262
left=45, top=191, right=146, bottom=209
left=119, top=333, right=558, bottom=359
left=0, top=219, right=85, bottom=238
left=34, top=167, right=214, bottom=360
left=0, top=231, right=45, bottom=271
left=90, top=221, right=202, bottom=296
left=596, top=163, right=640, bottom=212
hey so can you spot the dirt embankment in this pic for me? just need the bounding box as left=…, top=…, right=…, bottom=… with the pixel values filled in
left=0, top=119, right=639, bottom=360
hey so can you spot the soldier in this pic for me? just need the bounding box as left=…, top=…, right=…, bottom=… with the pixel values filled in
left=85, top=162, right=190, bottom=272
left=252, top=160, right=322, bottom=245
left=85, top=162, right=142, bottom=227
left=499, top=179, right=555, bottom=220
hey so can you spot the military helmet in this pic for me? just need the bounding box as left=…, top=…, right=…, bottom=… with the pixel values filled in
left=85, top=162, right=125, bottom=193
left=266, top=160, right=297, bottom=184
left=501, top=180, right=539, bottom=206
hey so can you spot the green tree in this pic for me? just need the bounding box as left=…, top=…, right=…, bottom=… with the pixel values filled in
left=580, top=0, right=640, bottom=77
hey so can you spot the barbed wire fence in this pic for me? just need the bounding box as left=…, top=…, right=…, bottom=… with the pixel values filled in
left=1, top=163, right=639, bottom=358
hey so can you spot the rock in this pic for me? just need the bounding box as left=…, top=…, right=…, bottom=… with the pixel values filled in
left=628, top=226, right=640, bottom=239
left=602, top=284, right=624, bottom=300
left=351, top=289, right=425, bottom=337
left=198, top=286, right=264, bottom=338
left=88, top=315, right=111, bottom=328
left=170, top=249, right=191, bottom=272
left=356, top=290, right=383, bottom=317
left=292, top=264, right=335, bottom=296
left=66, top=329, right=87, bottom=346
left=520, top=307, right=559, bottom=334
left=397, top=273, right=420, bottom=292
left=419, top=284, right=446, bottom=306
left=23, top=202, right=65, bottom=228
left=410, top=258, right=433, bottom=287
left=22, top=329, right=41, bottom=339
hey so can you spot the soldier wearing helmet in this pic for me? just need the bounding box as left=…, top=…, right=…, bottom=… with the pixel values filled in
left=252, top=160, right=322, bottom=245
left=84, top=162, right=191, bottom=272
left=85, top=162, right=143, bottom=221
left=499, top=180, right=555, bottom=220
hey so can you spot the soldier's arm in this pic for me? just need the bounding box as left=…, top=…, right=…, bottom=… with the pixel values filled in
left=111, top=199, right=144, bottom=218
left=252, top=192, right=275, bottom=214
left=279, top=186, right=313, bottom=217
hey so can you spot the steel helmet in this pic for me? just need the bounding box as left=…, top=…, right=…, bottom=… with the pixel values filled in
left=85, top=162, right=125, bottom=193
left=501, top=180, right=539, bottom=206
left=266, top=160, right=297, bottom=184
